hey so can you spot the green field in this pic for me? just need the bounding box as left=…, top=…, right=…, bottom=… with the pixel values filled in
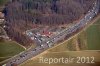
left=0, top=41, right=25, bottom=62
left=86, top=18, right=100, bottom=50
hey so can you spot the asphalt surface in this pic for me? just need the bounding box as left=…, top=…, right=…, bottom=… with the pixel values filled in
left=2, top=0, right=100, bottom=66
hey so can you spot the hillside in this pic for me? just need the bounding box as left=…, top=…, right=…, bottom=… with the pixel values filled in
left=3, top=0, right=95, bottom=46
left=0, top=40, right=25, bottom=62
left=4, top=0, right=95, bottom=25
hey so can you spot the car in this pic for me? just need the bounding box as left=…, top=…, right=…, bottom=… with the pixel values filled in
left=47, top=41, right=50, bottom=44
left=40, top=44, right=44, bottom=47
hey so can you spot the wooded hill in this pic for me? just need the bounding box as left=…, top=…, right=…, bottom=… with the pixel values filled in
left=3, top=0, right=95, bottom=46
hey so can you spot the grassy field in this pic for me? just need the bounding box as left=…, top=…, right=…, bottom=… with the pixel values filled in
left=20, top=51, right=100, bottom=66
left=86, top=18, right=100, bottom=50
left=0, top=40, right=25, bottom=62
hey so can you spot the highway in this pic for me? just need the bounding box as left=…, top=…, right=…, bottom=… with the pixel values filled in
left=2, top=0, right=100, bottom=66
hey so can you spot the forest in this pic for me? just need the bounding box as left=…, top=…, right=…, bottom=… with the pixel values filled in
left=3, top=0, right=95, bottom=46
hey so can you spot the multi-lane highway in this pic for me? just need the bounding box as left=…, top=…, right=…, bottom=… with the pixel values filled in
left=2, top=0, right=100, bottom=66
